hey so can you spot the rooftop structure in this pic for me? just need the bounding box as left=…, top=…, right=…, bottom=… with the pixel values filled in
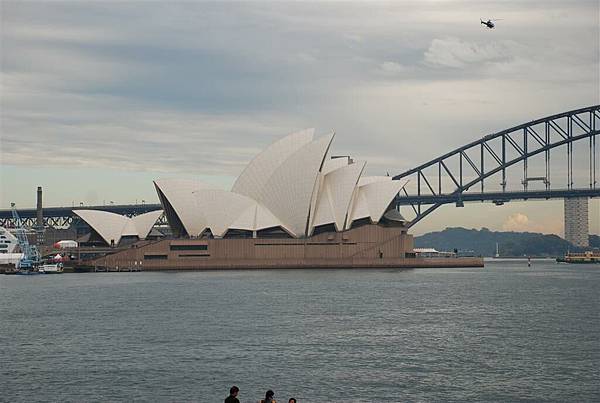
left=73, top=209, right=163, bottom=246
left=154, top=130, right=408, bottom=239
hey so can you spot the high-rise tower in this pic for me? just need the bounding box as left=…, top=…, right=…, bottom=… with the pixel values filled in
left=564, top=198, right=589, bottom=248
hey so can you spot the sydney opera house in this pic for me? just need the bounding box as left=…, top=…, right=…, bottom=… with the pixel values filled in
left=154, top=129, right=407, bottom=240
left=77, top=130, right=479, bottom=270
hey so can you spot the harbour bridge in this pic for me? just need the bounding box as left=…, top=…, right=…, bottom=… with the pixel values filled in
left=394, top=105, right=599, bottom=228
left=1, top=105, right=598, bottom=229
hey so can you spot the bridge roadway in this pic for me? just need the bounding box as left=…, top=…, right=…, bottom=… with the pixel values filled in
left=0, top=203, right=162, bottom=219
left=1, top=188, right=598, bottom=228
left=395, top=188, right=600, bottom=206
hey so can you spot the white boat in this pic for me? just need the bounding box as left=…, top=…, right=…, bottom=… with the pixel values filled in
left=38, top=263, right=64, bottom=274
left=0, top=226, right=19, bottom=254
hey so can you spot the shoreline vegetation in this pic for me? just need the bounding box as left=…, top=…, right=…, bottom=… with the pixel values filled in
left=415, top=227, right=600, bottom=257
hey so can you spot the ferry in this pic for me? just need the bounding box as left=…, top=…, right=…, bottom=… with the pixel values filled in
left=556, top=251, right=600, bottom=264
left=5, top=263, right=64, bottom=275
left=38, top=263, right=64, bottom=274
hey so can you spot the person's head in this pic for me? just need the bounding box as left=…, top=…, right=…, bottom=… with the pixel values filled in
left=288, top=399, right=297, bottom=403
left=265, top=390, right=274, bottom=399
left=229, top=386, right=239, bottom=397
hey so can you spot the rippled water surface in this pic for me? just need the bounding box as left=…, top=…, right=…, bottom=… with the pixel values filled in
left=1, top=261, right=599, bottom=402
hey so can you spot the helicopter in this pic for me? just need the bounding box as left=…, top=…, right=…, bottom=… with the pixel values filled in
left=480, top=18, right=502, bottom=29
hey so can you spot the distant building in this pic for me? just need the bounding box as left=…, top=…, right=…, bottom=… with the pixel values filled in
left=564, top=198, right=589, bottom=248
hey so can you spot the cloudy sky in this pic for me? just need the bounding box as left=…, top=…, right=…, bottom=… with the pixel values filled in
left=1, top=1, right=598, bottom=235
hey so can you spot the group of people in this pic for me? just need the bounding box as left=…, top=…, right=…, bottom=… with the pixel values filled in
left=225, top=386, right=296, bottom=403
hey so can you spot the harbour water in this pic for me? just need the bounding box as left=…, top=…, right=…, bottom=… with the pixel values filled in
left=1, top=261, right=599, bottom=402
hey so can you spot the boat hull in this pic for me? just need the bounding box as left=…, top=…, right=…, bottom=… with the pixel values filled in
left=14, top=270, right=43, bottom=275
left=39, top=264, right=64, bottom=274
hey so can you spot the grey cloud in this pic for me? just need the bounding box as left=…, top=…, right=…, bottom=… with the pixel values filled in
left=1, top=1, right=598, bottom=184
left=424, top=37, right=515, bottom=68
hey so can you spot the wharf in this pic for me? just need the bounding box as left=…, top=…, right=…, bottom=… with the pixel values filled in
left=78, top=257, right=483, bottom=272
left=4, top=258, right=483, bottom=273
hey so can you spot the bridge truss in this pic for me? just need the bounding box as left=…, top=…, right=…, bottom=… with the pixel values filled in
left=394, top=105, right=600, bottom=228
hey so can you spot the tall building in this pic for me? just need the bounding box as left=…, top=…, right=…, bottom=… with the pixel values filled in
left=564, top=198, right=589, bottom=247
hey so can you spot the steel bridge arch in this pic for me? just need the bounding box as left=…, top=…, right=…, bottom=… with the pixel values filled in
left=394, top=105, right=600, bottom=228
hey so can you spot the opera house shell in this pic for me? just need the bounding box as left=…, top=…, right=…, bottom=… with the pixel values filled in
left=154, top=129, right=408, bottom=239
left=74, top=209, right=163, bottom=246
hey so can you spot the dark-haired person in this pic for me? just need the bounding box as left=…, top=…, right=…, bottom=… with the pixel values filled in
left=259, top=389, right=276, bottom=403
left=288, top=399, right=297, bottom=403
left=225, top=385, right=240, bottom=403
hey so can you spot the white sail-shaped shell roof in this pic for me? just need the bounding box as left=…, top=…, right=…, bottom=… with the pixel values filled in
left=250, top=132, right=335, bottom=236
left=357, top=176, right=392, bottom=186
left=155, top=179, right=287, bottom=237
left=310, top=160, right=366, bottom=233
left=361, top=179, right=408, bottom=222
left=190, top=190, right=287, bottom=237
left=192, top=189, right=253, bottom=237
left=321, top=156, right=349, bottom=174
left=74, top=210, right=130, bottom=245
left=122, top=220, right=138, bottom=236
left=132, top=210, right=164, bottom=239
left=228, top=203, right=286, bottom=233
left=346, top=178, right=408, bottom=228
left=154, top=178, right=217, bottom=237
left=74, top=209, right=163, bottom=245
left=232, top=128, right=315, bottom=201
